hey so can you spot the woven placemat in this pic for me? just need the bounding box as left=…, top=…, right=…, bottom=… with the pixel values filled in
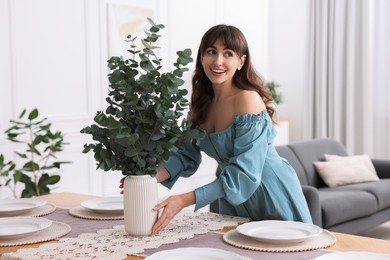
left=0, top=221, right=71, bottom=247
left=223, top=229, right=337, bottom=252
left=69, top=206, right=124, bottom=220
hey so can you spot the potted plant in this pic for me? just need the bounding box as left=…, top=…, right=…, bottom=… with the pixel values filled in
left=80, top=18, right=200, bottom=236
left=266, top=81, right=283, bottom=105
left=266, top=81, right=290, bottom=144
left=1, top=108, right=70, bottom=198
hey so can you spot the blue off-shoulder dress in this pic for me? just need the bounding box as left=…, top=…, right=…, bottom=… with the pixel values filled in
left=162, top=110, right=312, bottom=223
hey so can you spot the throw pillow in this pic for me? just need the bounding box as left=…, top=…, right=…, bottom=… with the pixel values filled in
left=313, top=154, right=379, bottom=187
left=324, top=154, right=377, bottom=173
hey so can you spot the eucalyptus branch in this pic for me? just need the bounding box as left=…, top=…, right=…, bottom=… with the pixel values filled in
left=81, top=18, right=201, bottom=176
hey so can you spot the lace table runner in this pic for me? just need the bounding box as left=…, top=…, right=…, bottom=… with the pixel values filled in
left=1, top=212, right=248, bottom=260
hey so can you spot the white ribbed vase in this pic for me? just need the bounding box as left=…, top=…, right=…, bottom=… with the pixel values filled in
left=123, top=175, right=158, bottom=236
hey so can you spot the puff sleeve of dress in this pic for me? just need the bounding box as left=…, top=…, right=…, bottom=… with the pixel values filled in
left=161, top=140, right=202, bottom=189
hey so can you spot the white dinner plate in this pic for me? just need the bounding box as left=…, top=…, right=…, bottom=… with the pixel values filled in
left=315, top=251, right=390, bottom=259
left=236, top=220, right=323, bottom=244
left=145, top=247, right=243, bottom=260
left=81, top=197, right=124, bottom=214
left=0, top=198, right=46, bottom=216
left=0, top=216, right=52, bottom=239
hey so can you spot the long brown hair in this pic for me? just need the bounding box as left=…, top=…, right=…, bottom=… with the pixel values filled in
left=190, top=24, right=276, bottom=127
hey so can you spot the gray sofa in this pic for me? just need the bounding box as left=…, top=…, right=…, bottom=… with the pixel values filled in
left=275, top=138, right=390, bottom=235
left=210, top=138, right=390, bottom=235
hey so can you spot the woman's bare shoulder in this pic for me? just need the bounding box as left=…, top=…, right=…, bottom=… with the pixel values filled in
left=234, top=90, right=265, bottom=115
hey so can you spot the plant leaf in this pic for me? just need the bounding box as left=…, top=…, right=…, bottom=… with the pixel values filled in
left=28, top=108, right=39, bottom=120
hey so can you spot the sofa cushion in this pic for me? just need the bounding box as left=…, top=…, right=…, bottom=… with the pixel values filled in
left=313, top=155, right=380, bottom=187
left=325, top=154, right=377, bottom=174
left=328, top=179, right=390, bottom=210
left=318, top=189, right=378, bottom=228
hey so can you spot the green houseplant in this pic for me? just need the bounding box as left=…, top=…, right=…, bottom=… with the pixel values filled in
left=0, top=154, right=17, bottom=198
left=266, top=81, right=283, bottom=105
left=80, top=18, right=201, bottom=235
left=1, top=108, right=70, bottom=198
left=81, top=18, right=199, bottom=177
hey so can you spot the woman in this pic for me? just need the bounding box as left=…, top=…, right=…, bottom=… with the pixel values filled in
left=123, top=24, right=312, bottom=235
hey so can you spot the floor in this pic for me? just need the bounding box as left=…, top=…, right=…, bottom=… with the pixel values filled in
left=359, top=221, right=390, bottom=240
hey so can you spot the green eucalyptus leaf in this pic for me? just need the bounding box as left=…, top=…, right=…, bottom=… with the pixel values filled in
left=38, top=174, right=60, bottom=187
left=6, top=133, right=19, bottom=140
left=21, top=185, right=36, bottom=198
left=38, top=186, right=50, bottom=196
left=19, top=173, right=32, bottom=184
left=28, top=108, right=39, bottom=120
left=15, top=152, right=27, bottom=159
left=13, top=171, right=22, bottom=183
left=19, top=109, right=26, bottom=119
left=22, top=161, right=40, bottom=172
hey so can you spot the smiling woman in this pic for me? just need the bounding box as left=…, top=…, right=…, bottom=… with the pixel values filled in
left=150, top=24, right=312, bottom=235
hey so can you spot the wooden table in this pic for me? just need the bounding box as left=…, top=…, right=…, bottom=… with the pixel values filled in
left=2, top=192, right=390, bottom=259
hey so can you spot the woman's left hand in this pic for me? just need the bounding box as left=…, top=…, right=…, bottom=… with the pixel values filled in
left=151, top=191, right=195, bottom=235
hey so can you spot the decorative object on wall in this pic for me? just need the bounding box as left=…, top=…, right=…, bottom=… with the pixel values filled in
left=1, top=109, right=71, bottom=198
left=80, top=18, right=202, bottom=235
left=107, top=3, right=155, bottom=56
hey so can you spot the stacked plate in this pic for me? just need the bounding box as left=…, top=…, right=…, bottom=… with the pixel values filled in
left=0, top=198, right=46, bottom=217
left=81, top=197, right=124, bottom=215
left=0, top=216, right=52, bottom=239
left=236, top=220, right=323, bottom=244
left=0, top=198, right=52, bottom=240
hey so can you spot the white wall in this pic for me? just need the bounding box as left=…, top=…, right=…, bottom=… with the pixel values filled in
left=266, top=0, right=310, bottom=142
left=0, top=0, right=309, bottom=199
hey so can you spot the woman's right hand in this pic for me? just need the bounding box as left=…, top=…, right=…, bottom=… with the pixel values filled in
left=152, top=191, right=195, bottom=235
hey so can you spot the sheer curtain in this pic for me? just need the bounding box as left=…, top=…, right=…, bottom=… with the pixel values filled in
left=306, top=0, right=390, bottom=159
left=371, top=0, right=390, bottom=159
